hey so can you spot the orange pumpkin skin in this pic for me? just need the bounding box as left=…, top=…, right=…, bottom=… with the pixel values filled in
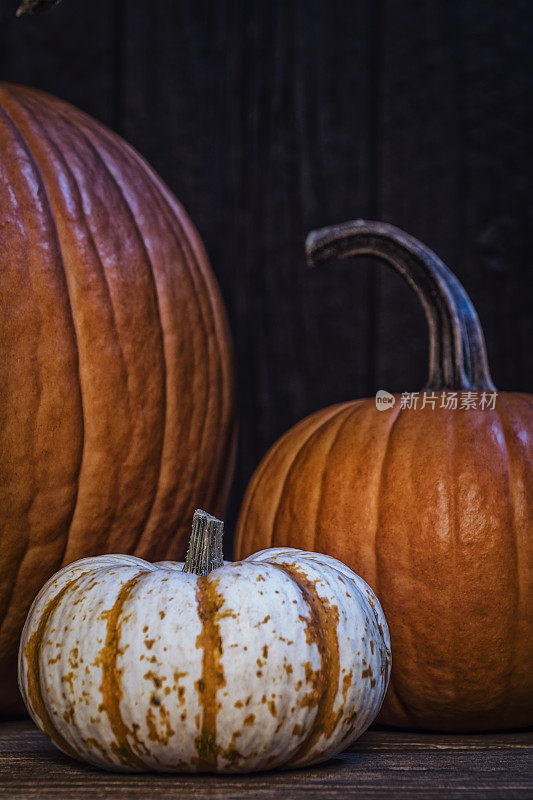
left=236, top=396, right=533, bottom=731
left=235, top=222, right=533, bottom=732
left=0, top=84, right=235, bottom=716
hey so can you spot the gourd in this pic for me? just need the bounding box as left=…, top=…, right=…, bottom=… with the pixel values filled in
left=235, top=219, right=533, bottom=732
left=0, top=84, right=235, bottom=716
left=18, top=511, right=390, bottom=772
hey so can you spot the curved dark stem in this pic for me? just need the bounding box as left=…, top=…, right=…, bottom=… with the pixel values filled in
left=306, top=219, right=495, bottom=392
left=16, top=0, right=62, bottom=16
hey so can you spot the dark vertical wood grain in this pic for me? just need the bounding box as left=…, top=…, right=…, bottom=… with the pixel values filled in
left=377, top=0, right=463, bottom=392
left=117, top=0, right=377, bottom=535
left=0, top=0, right=116, bottom=126
left=457, top=0, right=533, bottom=391
left=1, top=0, right=532, bottom=543
left=376, top=0, right=533, bottom=394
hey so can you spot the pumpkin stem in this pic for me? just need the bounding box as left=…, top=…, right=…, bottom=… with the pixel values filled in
left=182, top=510, right=224, bottom=576
left=16, top=0, right=62, bottom=15
left=306, top=219, right=495, bottom=392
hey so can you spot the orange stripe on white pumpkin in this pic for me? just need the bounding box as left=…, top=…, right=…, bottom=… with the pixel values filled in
left=97, top=573, right=150, bottom=769
left=23, top=579, right=80, bottom=762
left=270, top=562, right=342, bottom=767
left=194, top=575, right=226, bottom=770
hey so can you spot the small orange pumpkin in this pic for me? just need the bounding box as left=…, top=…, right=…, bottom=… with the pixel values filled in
left=235, top=219, right=533, bottom=732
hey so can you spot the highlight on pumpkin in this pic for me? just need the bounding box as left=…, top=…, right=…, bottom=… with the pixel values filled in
left=18, top=510, right=390, bottom=773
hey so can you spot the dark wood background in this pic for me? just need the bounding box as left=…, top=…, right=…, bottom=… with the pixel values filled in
left=3, top=721, right=533, bottom=799
left=1, top=0, right=532, bottom=538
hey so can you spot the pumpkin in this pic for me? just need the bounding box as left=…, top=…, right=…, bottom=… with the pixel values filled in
left=0, top=84, right=235, bottom=716
left=18, top=510, right=390, bottom=772
left=235, top=219, right=533, bottom=732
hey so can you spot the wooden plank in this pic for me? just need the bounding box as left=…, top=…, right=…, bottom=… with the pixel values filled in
left=0, top=0, right=117, bottom=127
left=1, top=722, right=532, bottom=799
left=118, top=0, right=377, bottom=536
left=376, top=0, right=462, bottom=393
left=457, top=0, right=533, bottom=393
left=376, top=0, right=533, bottom=395
left=352, top=728, right=533, bottom=751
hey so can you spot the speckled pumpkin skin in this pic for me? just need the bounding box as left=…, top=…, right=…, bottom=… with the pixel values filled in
left=0, top=83, right=235, bottom=716
left=18, top=548, right=390, bottom=772
left=234, top=396, right=533, bottom=731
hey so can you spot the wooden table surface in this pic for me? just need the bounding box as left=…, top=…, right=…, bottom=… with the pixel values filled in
left=1, top=722, right=532, bottom=799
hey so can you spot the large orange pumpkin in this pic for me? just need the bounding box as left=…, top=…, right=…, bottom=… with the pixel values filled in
left=0, top=84, right=235, bottom=716
left=235, top=219, right=532, bottom=732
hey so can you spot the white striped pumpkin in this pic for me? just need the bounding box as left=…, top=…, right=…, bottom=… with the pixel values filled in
left=18, top=514, right=390, bottom=773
